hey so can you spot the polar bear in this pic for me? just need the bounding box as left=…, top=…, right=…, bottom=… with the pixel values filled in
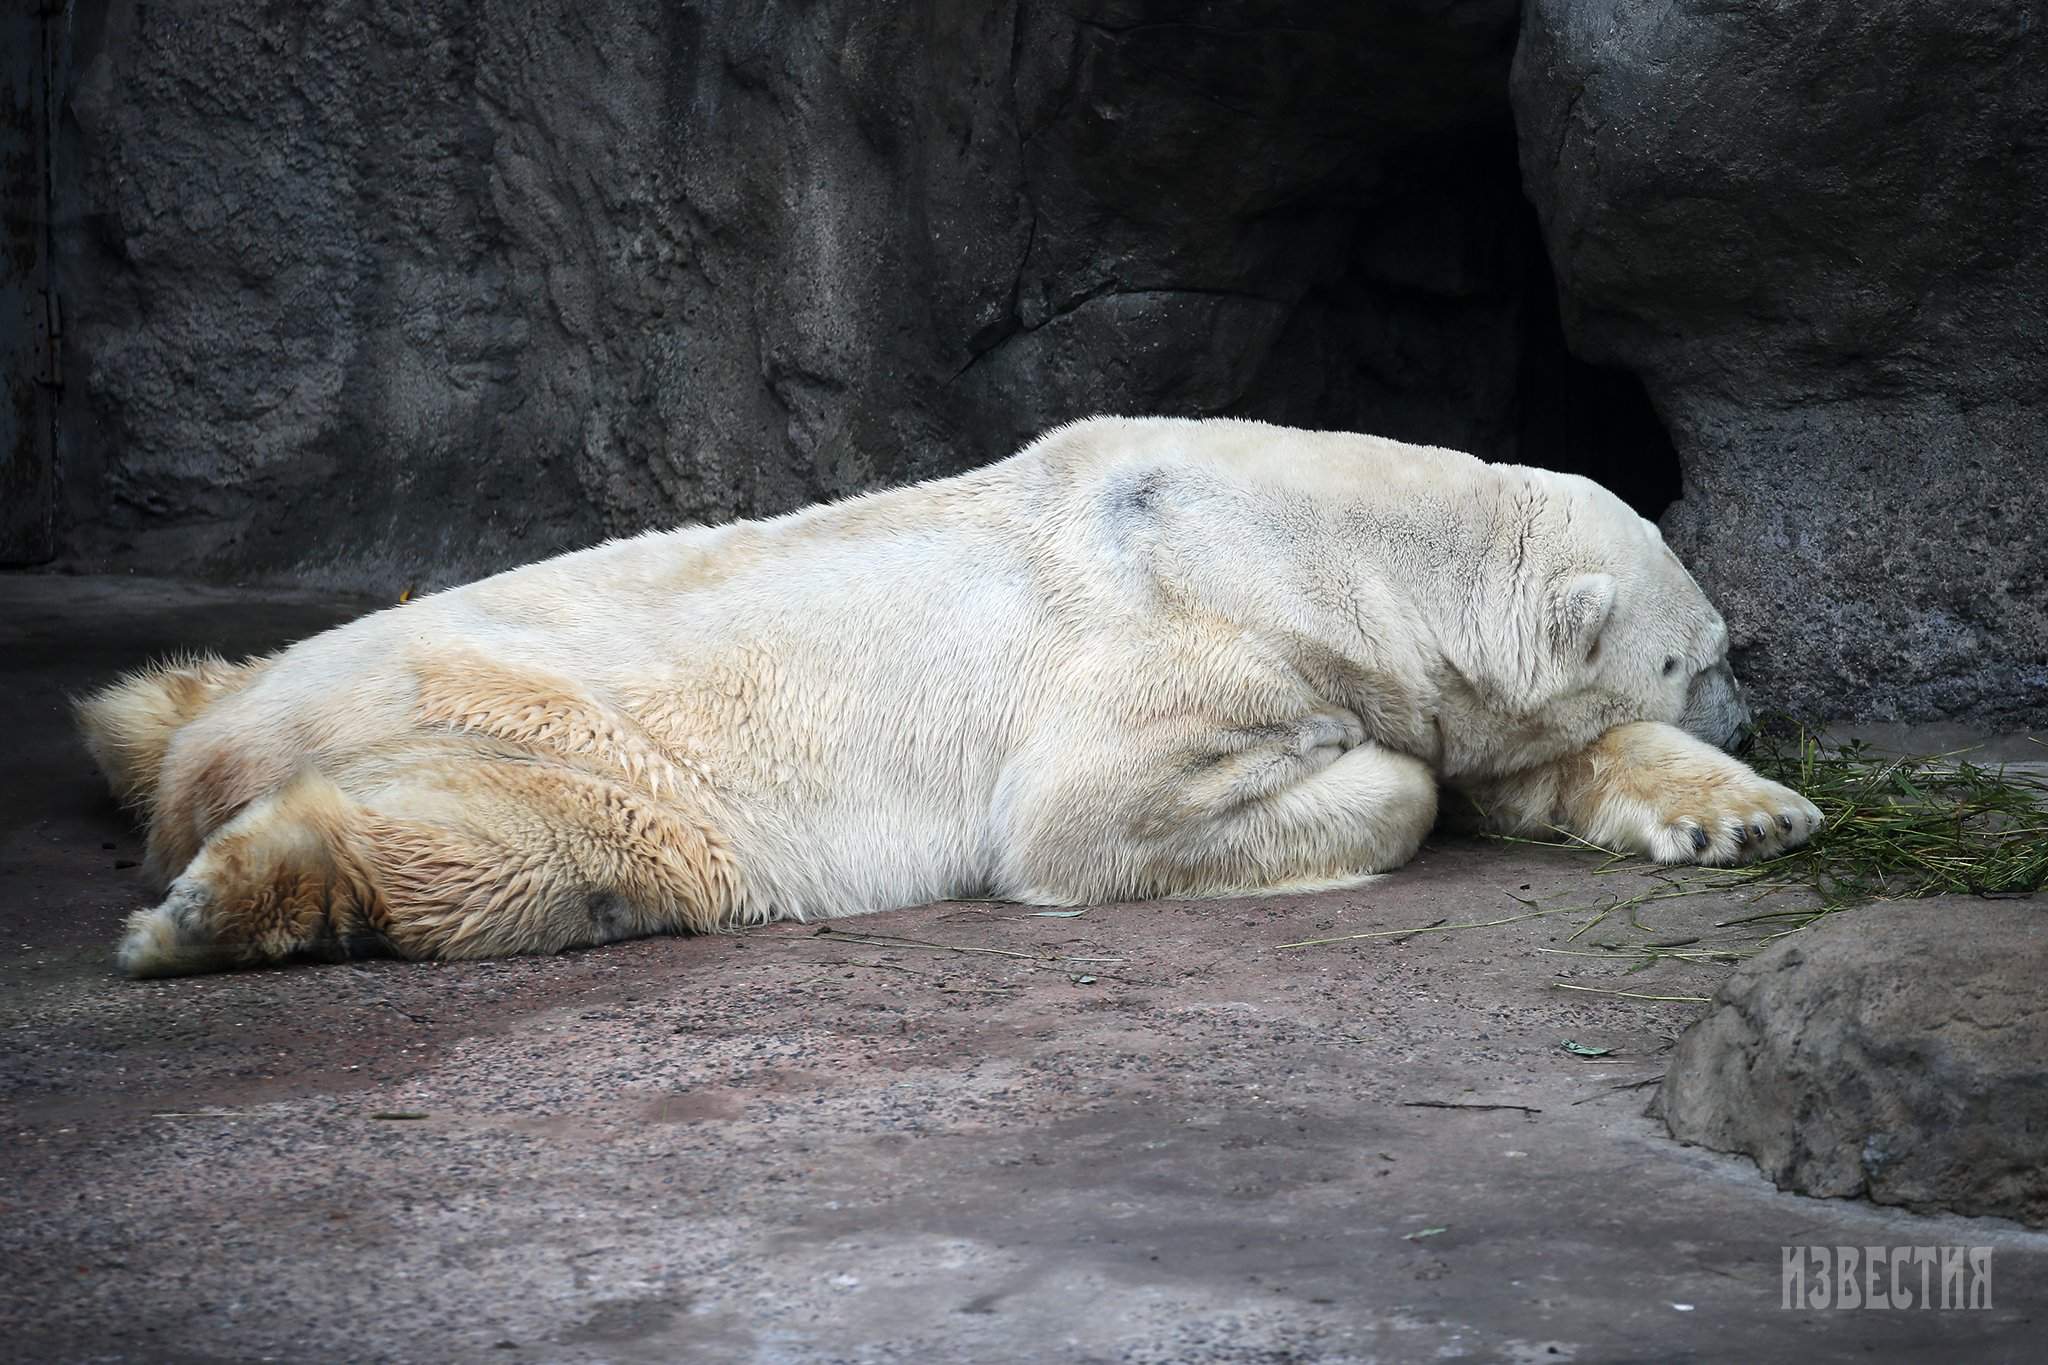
left=77, top=417, right=1820, bottom=977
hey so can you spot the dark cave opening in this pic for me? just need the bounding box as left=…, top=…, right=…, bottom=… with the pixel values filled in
left=1509, top=217, right=1682, bottom=521
left=1253, top=127, right=1683, bottom=523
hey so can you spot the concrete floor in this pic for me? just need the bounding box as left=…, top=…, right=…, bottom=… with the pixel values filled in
left=3, top=573, right=2042, bottom=1364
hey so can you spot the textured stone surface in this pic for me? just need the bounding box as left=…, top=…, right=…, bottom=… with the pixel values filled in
left=1662, top=899, right=2048, bottom=1226
left=1513, top=0, right=2048, bottom=727
left=59, top=0, right=1667, bottom=588
left=2, top=2, right=56, bottom=564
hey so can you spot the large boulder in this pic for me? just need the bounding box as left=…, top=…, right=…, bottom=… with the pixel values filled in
left=1513, top=0, right=2048, bottom=728
left=1660, top=899, right=2048, bottom=1225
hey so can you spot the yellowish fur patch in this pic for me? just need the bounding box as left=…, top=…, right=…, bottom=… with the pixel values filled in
left=412, top=651, right=711, bottom=797
left=363, top=760, right=741, bottom=960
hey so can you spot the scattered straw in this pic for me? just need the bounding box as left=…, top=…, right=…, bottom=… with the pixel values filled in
left=1278, top=906, right=1570, bottom=949
left=1729, top=728, right=2048, bottom=905
left=1550, top=983, right=1711, bottom=1004
left=1492, top=728, right=2046, bottom=962
left=1286, top=732, right=2043, bottom=1007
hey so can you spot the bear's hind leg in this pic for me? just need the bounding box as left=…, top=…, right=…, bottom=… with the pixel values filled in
left=118, top=769, right=385, bottom=977
left=117, top=757, right=746, bottom=977
left=361, top=758, right=744, bottom=962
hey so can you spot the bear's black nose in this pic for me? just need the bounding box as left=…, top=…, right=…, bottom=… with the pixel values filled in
left=1680, top=660, right=1750, bottom=752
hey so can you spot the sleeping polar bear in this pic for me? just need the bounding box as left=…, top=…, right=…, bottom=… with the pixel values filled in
left=79, top=416, right=1821, bottom=977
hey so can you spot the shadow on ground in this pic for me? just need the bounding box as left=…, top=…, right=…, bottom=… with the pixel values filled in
left=2, top=573, right=2041, bottom=1363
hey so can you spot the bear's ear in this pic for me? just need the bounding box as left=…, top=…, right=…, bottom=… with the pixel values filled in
left=1552, top=573, right=1616, bottom=661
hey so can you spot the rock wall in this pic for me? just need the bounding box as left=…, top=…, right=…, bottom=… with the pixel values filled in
left=36, top=0, right=2048, bottom=725
left=1514, top=0, right=2048, bottom=727
left=55, top=0, right=1596, bottom=578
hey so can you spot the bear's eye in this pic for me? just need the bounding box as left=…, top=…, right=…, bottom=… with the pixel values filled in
left=1662, top=656, right=1680, bottom=677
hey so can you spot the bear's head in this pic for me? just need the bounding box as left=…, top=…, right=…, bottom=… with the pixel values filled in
left=1513, top=471, right=1750, bottom=757
left=1420, top=465, right=1750, bottom=780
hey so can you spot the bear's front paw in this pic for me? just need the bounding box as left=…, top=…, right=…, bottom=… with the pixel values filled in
left=1646, top=775, right=1823, bottom=867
